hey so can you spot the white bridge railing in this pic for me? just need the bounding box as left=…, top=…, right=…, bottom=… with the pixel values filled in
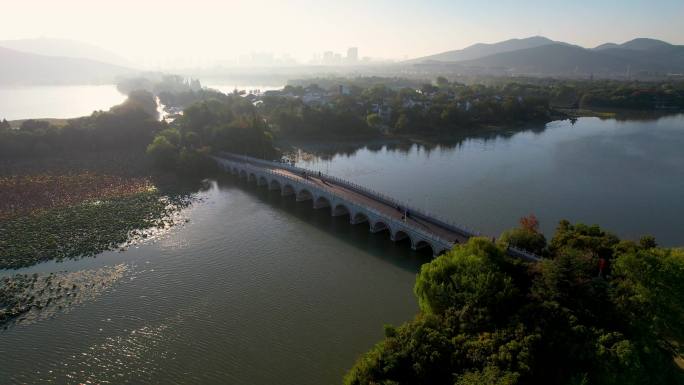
left=215, top=152, right=541, bottom=262
left=216, top=157, right=456, bottom=249
left=218, top=153, right=479, bottom=236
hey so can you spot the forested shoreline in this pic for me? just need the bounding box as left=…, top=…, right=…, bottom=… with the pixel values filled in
left=345, top=217, right=684, bottom=385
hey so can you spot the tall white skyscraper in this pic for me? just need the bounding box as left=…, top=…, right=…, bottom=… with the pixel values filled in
left=346, top=47, right=358, bottom=64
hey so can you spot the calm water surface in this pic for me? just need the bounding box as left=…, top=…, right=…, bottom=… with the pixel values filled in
left=296, top=114, right=684, bottom=247
left=0, top=179, right=426, bottom=385
left=1, top=114, right=683, bottom=384
left=0, top=85, right=126, bottom=121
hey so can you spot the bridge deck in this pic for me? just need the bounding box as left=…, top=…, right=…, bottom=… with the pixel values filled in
left=216, top=153, right=541, bottom=262
left=233, top=156, right=470, bottom=244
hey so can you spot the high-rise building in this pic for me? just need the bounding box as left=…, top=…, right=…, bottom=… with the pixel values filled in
left=323, top=51, right=334, bottom=65
left=347, top=47, right=358, bottom=64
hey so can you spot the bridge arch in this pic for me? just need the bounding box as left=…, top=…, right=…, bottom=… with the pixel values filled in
left=282, top=184, right=295, bottom=196
left=258, top=176, right=268, bottom=186
left=332, top=204, right=350, bottom=217
left=239, top=170, right=247, bottom=178
left=371, top=220, right=390, bottom=234
left=393, top=229, right=412, bottom=244
left=351, top=212, right=369, bottom=225
left=314, top=196, right=331, bottom=209
left=269, top=179, right=282, bottom=191
left=414, top=240, right=435, bottom=255
left=296, top=188, right=313, bottom=201
left=248, top=173, right=257, bottom=183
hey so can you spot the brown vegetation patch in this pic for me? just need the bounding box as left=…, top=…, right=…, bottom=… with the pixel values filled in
left=0, top=172, right=153, bottom=220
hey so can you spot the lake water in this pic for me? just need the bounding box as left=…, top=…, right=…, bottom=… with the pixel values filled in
left=1, top=113, right=683, bottom=384
left=0, top=179, right=426, bottom=385
left=295, top=114, right=684, bottom=247
left=0, top=85, right=126, bottom=121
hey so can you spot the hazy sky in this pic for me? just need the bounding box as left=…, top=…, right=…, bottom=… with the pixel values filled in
left=3, top=0, right=683, bottom=67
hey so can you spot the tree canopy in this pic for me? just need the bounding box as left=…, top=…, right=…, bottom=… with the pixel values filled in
left=146, top=96, right=279, bottom=175
left=345, top=220, right=684, bottom=385
left=0, top=91, right=160, bottom=159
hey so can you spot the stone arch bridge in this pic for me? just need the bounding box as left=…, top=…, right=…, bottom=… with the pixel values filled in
left=214, top=153, right=539, bottom=261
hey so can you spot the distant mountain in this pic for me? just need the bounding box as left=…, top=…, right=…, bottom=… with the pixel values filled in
left=0, top=38, right=131, bottom=67
left=406, top=36, right=557, bottom=63
left=594, top=38, right=674, bottom=51
left=457, top=41, right=684, bottom=77
left=619, top=38, right=674, bottom=51
left=0, top=46, right=134, bottom=85
left=593, top=43, right=621, bottom=50
left=408, top=36, right=684, bottom=78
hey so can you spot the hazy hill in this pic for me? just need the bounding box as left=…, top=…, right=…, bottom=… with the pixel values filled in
left=409, top=37, right=684, bottom=78
left=457, top=42, right=684, bottom=76
left=0, top=46, right=134, bottom=85
left=0, top=37, right=130, bottom=67
left=595, top=38, right=675, bottom=51
left=406, top=36, right=557, bottom=63
left=619, top=38, right=674, bottom=51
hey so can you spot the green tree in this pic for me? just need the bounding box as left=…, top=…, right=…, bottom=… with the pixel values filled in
left=146, top=135, right=178, bottom=169
left=346, top=222, right=684, bottom=385
left=366, top=113, right=381, bottom=128
left=613, top=247, right=684, bottom=352
left=498, top=214, right=547, bottom=255
left=414, top=238, right=516, bottom=326
left=394, top=113, right=410, bottom=132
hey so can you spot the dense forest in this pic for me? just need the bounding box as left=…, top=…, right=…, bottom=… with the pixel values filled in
left=146, top=96, right=278, bottom=174
left=0, top=90, right=159, bottom=158
left=255, top=77, right=684, bottom=138
left=258, top=79, right=556, bottom=138
left=0, top=88, right=278, bottom=176
left=345, top=217, right=684, bottom=385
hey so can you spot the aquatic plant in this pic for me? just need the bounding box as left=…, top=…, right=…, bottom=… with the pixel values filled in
left=0, top=191, right=191, bottom=269
left=0, top=265, right=128, bottom=328
left=0, top=172, right=154, bottom=220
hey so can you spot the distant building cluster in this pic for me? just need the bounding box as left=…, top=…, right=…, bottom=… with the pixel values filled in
left=237, top=52, right=297, bottom=66
left=315, top=47, right=360, bottom=65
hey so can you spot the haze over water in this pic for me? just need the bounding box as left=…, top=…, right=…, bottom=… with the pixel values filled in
left=0, top=85, right=126, bottom=121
